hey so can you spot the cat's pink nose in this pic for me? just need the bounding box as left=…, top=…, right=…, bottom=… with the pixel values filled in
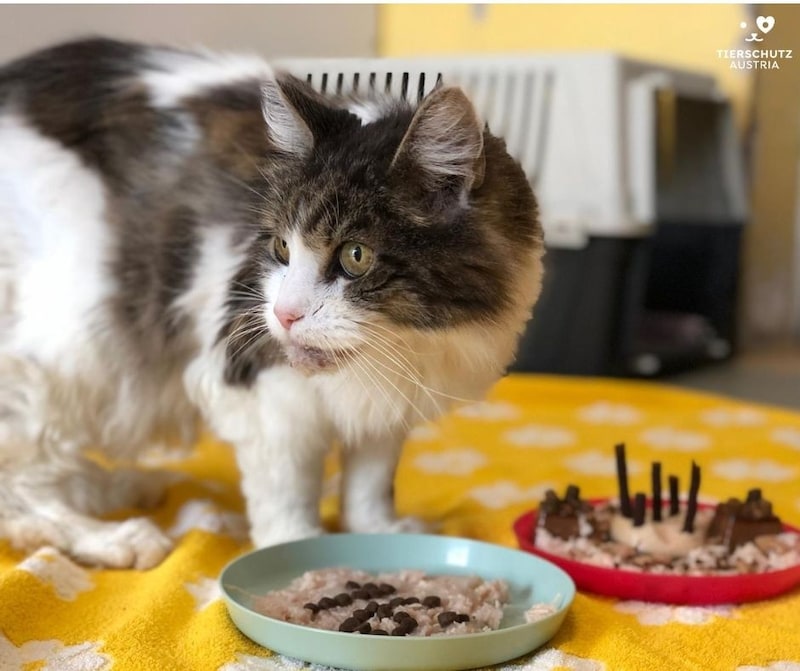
left=274, top=305, right=304, bottom=331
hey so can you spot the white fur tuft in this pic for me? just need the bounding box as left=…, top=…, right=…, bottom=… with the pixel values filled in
left=142, top=47, right=273, bottom=108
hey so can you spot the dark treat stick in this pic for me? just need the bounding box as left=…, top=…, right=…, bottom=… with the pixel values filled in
left=633, top=492, right=647, bottom=527
left=682, top=461, right=701, bottom=533
left=615, top=443, right=633, bottom=517
left=652, top=461, right=663, bottom=522
left=669, top=475, right=680, bottom=516
left=747, top=488, right=762, bottom=502
left=565, top=484, right=580, bottom=500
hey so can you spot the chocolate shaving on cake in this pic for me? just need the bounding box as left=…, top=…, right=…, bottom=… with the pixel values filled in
left=668, top=475, right=680, bottom=516
left=633, top=492, right=646, bottom=527
left=682, top=461, right=701, bottom=533
left=652, top=462, right=663, bottom=522
left=615, top=443, right=633, bottom=518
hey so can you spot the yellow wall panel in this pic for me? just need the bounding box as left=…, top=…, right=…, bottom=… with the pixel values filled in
left=378, top=4, right=751, bottom=123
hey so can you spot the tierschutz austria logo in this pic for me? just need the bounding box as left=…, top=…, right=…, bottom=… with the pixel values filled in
left=717, top=15, right=792, bottom=69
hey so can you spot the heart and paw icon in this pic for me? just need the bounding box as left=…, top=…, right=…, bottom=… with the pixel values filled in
left=756, top=15, right=775, bottom=34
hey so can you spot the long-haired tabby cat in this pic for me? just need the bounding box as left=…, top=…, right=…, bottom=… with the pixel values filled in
left=0, top=38, right=544, bottom=568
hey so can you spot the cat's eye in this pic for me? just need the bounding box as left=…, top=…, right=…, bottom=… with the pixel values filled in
left=338, top=242, right=374, bottom=278
left=274, top=237, right=290, bottom=265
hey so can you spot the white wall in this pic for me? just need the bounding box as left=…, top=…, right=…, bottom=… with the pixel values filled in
left=0, top=4, right=377, bottom=62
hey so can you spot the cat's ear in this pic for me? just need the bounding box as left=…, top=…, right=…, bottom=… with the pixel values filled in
left=261, top=74, right=315, bottom=157
left=390, top=87, right=486, bottom=204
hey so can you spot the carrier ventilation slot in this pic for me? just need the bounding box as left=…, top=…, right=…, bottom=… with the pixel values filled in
left=296, top=65, right=555, bottom=186
left=302, top=71, right=445, bottom=102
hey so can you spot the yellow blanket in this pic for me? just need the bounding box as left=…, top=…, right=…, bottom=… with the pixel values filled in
left=1, top=374, right=799, bottom=671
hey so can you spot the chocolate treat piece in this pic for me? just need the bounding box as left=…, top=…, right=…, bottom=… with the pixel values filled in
left=682, top=461, right=701, bottom=533
left=376, top=604, right=394, bottom=619
left=615, top=443, right=633, bottom=517
left=339, top=617, right=360, bottom=633
left=538, top=486, right=596, bottom=540
left=651, top=462, right=663, bottom=522
left=334, top=592, right=353, bottom=607
left=437, top=611, right=458, bottom=627
left=632, top=493, right=646, bottom=527
left=668, top=475, right=680, bottom=516
left=709, top=489, right=783, bottom=551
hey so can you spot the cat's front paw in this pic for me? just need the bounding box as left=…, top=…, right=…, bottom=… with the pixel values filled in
left=70, top=518, right=173, bottom=569
left=347, top=515, right=431, bottom=535
left=250, top=522, right=324, bottom=548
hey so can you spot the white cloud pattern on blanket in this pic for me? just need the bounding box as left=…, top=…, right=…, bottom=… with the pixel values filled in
left=0, top=632, right=110, bottom=671
left=638, top=426, right=711, bottom=452
left=711, top=459, right=797, bottom=482
left=456, top=401, right=521, bottom=421
left=771, top=427, right=800, bottom=451
left=503, top=425, right=576, bottom=448
left=185, top=575, right=222, bottom=611
left=614, top=601, right=735, bottom=625
left=563, top=450, right=643, bottom=477
left=701, top=407, right=766, bottom=427
left=577, top=401, right=643, bottom=425
left=18, top=547, right=93, bottom=601
left=468, top=480, right=557, bottom=509
left=413, top=448, right=488, bottom=475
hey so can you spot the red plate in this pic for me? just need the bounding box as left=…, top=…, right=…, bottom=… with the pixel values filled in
left=513, top=499, right=800, bottom=604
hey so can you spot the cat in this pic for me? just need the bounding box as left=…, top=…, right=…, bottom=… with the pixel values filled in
left=0, top=37, right=544, bottom=569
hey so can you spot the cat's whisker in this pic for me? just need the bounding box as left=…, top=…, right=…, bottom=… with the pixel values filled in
left=319, top=192, right=339, bottom=235
left=322, top=336, right=396, bottom=434
left=337, top=343, right=407, bottom=433
left=356, top=324, right=421, bottom=363
left=359, top=341, right=476, bottom=406
left=355, top=365, right=411, bottom=433
left=230, top=278, right=265, bottom=297
left=226, top=285, right=265, bottom=308
left=348, top=330, right=480, bottom=406
left=225, top=320, right=270, bottom=359
left=350, top=329, right=425, bottom=383
left=347, top=333, right=435, bottom=409
left=355, top=352, right=429, bottom=426
left=354, top=321, right=424, bottom=356
left=226, top=333, right=266, bottom=362
left=359, top=337, right=424, bottom=386
left=365, top=346, right=445, bottom=418
left=332, top=190, right=342, bottom=233
left=226, top=321, right=266, bottom=345
left=348, top=325, right=476, bottom=408
left=226, top=291, right=263, bottom=304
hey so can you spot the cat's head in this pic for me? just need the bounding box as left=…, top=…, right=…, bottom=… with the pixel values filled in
left=226, top=74, right=543, bottom=392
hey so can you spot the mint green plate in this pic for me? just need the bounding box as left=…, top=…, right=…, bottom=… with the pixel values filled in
left=220, top=533, right=575, bottom=671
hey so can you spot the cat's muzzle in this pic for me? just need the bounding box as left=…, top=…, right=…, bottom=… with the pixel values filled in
left=286, top=343, right=354, bottom=374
